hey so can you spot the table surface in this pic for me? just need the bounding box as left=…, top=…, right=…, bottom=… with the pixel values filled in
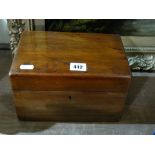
left=1, top=50, right=155, bottom=134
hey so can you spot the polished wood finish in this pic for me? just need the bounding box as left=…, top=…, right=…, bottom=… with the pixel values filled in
left=14, top=91, right=126, bottom=121
left=9, top=31, right=131, bottom=121
left=10, top=76, right=130, bottom=92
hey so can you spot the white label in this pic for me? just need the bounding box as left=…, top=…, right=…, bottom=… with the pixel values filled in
left=20, top=64, right=34, bottom=70
left=70, top=63, right=87, bottom=71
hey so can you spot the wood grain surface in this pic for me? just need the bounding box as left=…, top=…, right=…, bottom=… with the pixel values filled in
left=14, top=91, right=126, bottom=121
left=9, top=31, right=131, bottom=121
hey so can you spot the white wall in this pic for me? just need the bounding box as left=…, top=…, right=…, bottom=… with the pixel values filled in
left=0, top=19, right=9, bottom=43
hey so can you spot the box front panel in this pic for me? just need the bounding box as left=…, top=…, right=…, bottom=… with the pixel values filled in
left=13, top=90, right=127, bottom=121
left=10, top=75, right=130, bottom=92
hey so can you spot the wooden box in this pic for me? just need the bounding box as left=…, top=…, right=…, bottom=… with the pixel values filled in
left=9, top=31, right=131, bottom=122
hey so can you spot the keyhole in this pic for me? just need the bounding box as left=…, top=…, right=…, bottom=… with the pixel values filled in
left=69, top=96, right=72, bottom=100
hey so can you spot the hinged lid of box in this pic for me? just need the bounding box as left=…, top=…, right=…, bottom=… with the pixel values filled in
left=9, top=31, right=131, bottom=91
